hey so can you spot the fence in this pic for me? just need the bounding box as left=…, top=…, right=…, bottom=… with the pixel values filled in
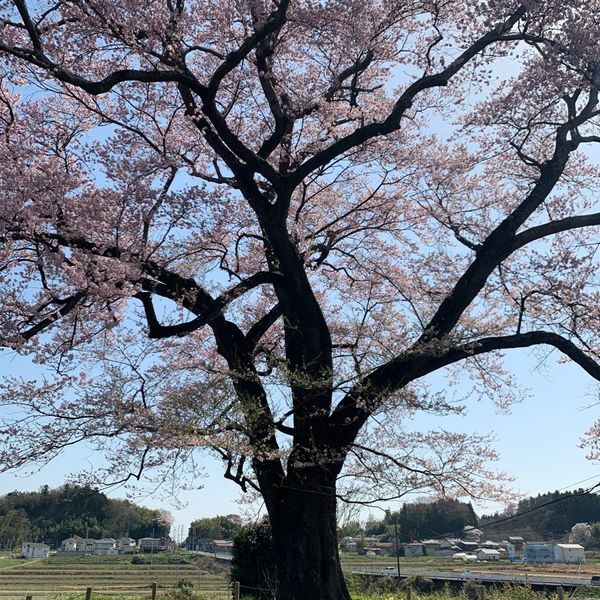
left=14, top=583, right=572, bottom=600
left=15, top=580, right=234, bottom=600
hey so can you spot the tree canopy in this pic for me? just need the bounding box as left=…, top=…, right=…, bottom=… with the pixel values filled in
left=0, top=1, right=600, bottom=598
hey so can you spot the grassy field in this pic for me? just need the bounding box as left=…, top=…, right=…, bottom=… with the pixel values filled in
left=0, top=554, right=230, bottom=599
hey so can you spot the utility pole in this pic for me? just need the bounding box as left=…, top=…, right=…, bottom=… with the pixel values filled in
left=386, top=510, right=401, bottom=579
left=393, top=515, right=401, bottom=580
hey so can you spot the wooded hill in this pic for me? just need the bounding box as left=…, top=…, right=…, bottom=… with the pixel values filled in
left=0, top=484, right=171, bottom=549
left=342, top=489, right=600, bottom=543
left=479, top=488, right=600, bottom=541
left=341, top=499, right=479, bottom=542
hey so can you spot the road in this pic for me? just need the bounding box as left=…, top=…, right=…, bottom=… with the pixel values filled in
left=348, top=566, right=594, bottom=588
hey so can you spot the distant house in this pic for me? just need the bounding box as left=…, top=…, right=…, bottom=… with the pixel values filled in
left=554, top=544, right=585, bottom=564
left=95, top=538, right=117, bottom=556
left=402, top=543, right=424, bottom=558
left=58, top=535, right=93, bottom=555
left=375, top=542, right=395, bottom=556
left=211, top=540, right=234, bottom=556
left=475, top=548, right=501, bottom=561
left=21, top=542, right=50, bottom=559
left=116, top=537, right=137, bottom=553
left=425, top=539, right=460, bottom=557
left=138, top=537, right=173, bottom=552
left=138, top=537, right=163, bottom=552
left=339, top=537, right=357, bottom=552
left=523, top=542, right=554, bottom=563
left=507, top=536, right=525, bottom=557
left=422, top=540, right=443, bottom=555
left=458, top=541, right=480, bottom=553
left=60, top=537, right=80, bottom=552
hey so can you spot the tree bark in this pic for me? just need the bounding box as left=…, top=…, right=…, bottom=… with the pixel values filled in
left=265, top=467, right=350, bottom=600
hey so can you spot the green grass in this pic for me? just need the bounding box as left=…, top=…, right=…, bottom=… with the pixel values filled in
left=352, top=590, right=558, bottom=600
left=350, top=588, right=575, bottom=599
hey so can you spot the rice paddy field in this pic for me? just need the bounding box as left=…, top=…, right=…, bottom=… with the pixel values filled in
left=0, top=554, right=230, bottom=599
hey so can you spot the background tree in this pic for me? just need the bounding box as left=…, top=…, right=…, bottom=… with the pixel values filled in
left=1, top=1, right=600, bottom=599
left=231, top=519, right=277, bottom=600
left=0, top=485, right=171, bottom=545
left=569, top=522, right=592, bottom=545
left=480, top=488, right=600, bottom=540
left=186, top=515, right=241, bottom=547
left=0, top=509, right=30, bottom=550
left=337, top=520, right=362, bottom=540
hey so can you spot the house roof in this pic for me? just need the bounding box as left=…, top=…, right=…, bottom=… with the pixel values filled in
left=556, top=544, right=584, bottom=549
left=23, top=542, right=50, bottom=548
left=402, top=543, right=423, bottom=547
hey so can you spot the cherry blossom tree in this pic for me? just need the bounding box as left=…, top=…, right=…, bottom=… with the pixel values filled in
left=1, top=1, right=600, bottom=598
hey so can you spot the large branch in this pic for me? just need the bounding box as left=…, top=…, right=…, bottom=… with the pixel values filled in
left=420, top=127, right=575, bottom=341
left=19, top=291, right=87, bottom=340
left=330, top=330, right=600, bottom=445
left=0, top=40, right=188, bottom=94
left=513, top=212, right=600, bottom=249
left=136, top=271, right=284, bottom=339
left=16, top=231, right=282, bottom=343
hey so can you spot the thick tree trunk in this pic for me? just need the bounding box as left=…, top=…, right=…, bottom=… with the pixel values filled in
left=265, top=469, right=350, bottom=600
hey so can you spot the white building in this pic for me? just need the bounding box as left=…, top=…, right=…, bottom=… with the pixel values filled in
left=21, top=542, right=50, bottom=559
left=60, top=537, right=80, bottom=552
left=476, top=548, right=501, bottom=561
left=94, top=538, right=117, bottom=556
left=554, top=544, right=585, bottom=564
left=138, top=537, right=163, bottom=552
left=62, top=535, right=86, bottom=551
left=523, top=542, right=554, bottom=563
left=116, top=537, right=137, bottom=552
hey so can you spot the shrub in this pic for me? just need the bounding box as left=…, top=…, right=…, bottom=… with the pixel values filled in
left=131, top=555, right=147, bottom=565
left=463, top=579, right=485, bottom=600
left=231, top=519, right=277, bottom=599
left=165, top=579, right=196, bottom=600
left=400, top=575, right=435, bottom=594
